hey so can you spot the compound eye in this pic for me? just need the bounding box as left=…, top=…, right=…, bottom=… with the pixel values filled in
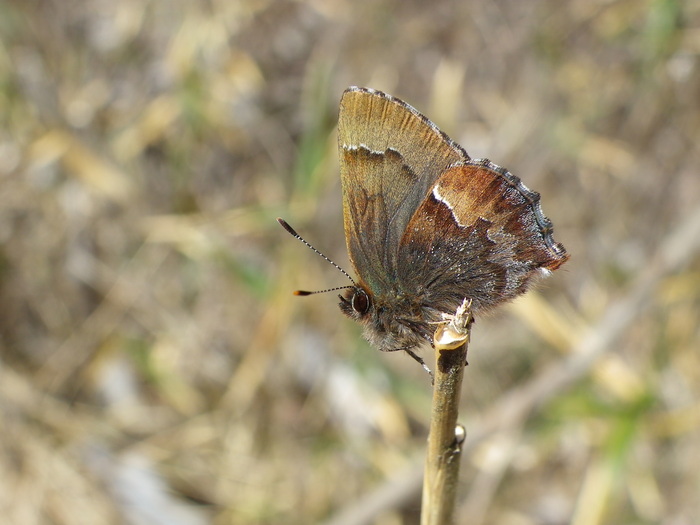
left=351, top=288, right=370, bottom=314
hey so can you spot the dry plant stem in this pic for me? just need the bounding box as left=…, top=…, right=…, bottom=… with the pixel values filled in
left=421, top=300, right=472, bottom=525
left=421, top=344, right=468, bottom=524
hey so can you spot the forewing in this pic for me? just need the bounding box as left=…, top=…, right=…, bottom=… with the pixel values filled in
left=338, top=87, right=468, bottom=292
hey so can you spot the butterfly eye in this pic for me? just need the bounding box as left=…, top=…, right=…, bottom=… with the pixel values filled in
left=351, top=288, right=370, bottom=314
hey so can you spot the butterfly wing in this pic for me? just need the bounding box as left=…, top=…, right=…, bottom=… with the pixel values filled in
left=397, top=160, right=569, bottom=319
left=338, top=87, right=469, bottom=294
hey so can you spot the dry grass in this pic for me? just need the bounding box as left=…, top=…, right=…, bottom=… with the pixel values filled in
left=1, top=1, right=699, bottom=524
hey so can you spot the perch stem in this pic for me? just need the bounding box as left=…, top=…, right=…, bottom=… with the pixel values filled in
left=421, top=299, right=473, bottom=525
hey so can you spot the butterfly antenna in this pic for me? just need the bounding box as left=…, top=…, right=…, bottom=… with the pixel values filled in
left=277, top=218, right=357, bottom=294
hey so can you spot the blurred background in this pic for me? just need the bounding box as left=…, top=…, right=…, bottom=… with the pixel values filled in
left=1, top=1, right=699, bottom=524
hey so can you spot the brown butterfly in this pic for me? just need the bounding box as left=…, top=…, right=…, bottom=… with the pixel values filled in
left=281, top=87, right=568, bottom=363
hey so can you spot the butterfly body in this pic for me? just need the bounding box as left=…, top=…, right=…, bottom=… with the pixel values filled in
left=337, top=87, right=568, bottom=353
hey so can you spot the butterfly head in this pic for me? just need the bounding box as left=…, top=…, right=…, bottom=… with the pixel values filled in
left=338, top=285, right=371, bottom=319
left=338, top=281, right=439, bottom=353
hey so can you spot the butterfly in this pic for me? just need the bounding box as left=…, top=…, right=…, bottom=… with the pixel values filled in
left=336, top=86, right=567, bottom=351
left=281, top=87, right=568, bottom=361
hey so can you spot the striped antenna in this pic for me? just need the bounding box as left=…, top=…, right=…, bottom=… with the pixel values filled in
left=277, top=218, right=356, bottom=295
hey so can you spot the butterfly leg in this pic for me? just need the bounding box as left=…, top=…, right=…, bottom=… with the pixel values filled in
left=403, top=348, right=433, bottom=379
